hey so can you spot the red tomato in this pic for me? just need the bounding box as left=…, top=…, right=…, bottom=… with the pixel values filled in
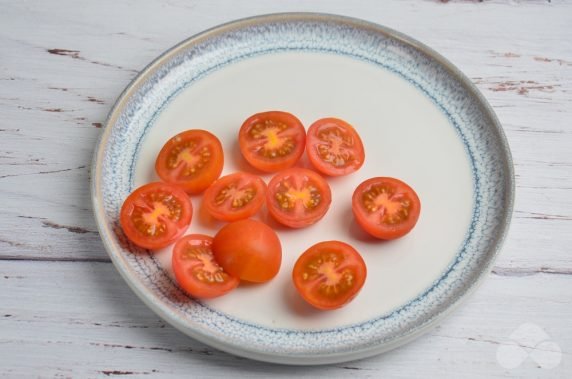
left=306, top=118, right=365, bottom=176
left=203, top=172, right=267, bottom=222
left=352, top=177, right=421, bottom=240
left=238, top=111, right=306, bottom=172
left=212, top=219, right=282, bottom=283
left=120, top=182, right=192, bottom=250
left=292, top=241, right=367, bottom=310
left=155, top=129, right=224, bottom=194
left=172, top=234, right=239, bottom=299
left=266, top=168, right=331, bottom=228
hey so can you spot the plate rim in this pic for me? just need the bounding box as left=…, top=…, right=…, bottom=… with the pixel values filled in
left=91, top=12, right=515, bottom=365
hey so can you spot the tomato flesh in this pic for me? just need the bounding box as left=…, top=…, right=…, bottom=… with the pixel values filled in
left=172, top=234, right=239, bottom=299
left=212, top=219, right=282, bottom=283
left=120, top=182, right=192, bottom=250
left=266, top=168, right=331, bottom=228
left=155, top=129, right=224, bottom=194
left=239, top=111, right=306, bottom=172
left=352, top=177, right=421, bottom=240
left=203, top=172, right=266, bottom=222
left=307, top=118, right=364, bottom=176
left=292, top=241, right=366, bottom=310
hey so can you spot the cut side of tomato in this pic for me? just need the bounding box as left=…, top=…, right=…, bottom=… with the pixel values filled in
left=172, top=234, right=239, bottom=299
left=306, top=118, right=365, bottom=176
left=239, top=111, right=306, bottom=172
left=266, top=168, right=331, bottom=228
left=155, top=129, right=224, bottom=194
left=120, top=182, right=192, bottom=250
left=203, top=172, right=267, bottom=222
left=292, top=241, right=367, bottom=310
left=352, top=177, right=421, bottom=240
left=212, top=219, right=282, bottom=283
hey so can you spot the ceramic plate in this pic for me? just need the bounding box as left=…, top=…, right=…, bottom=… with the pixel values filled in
left=91, top=13, right=514, bottom=365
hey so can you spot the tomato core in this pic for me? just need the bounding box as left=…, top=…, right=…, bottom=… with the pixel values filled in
left=307, top=118, right=364, bottom=176
left=293, top=241, right=366, bottom=310
left=179, top=243, right=232, bottom=284
left=361, top=183, right=412, bottom=225
left=352, top=177, right=421, bottom=240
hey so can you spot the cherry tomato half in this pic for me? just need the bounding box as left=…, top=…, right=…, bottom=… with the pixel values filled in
left=292, top=241, right=367, bottom=310
left=155, top=129, right=224, bottom=194
left=203, top=172, right=267, bottom=222
left=306, top=118, right=365, bottom=176
left=238, top=111, right=306, bottom=172
left=212, top=219, right=282, bottom=283
left=266, top=168, right=331, bottom=228
left=172, top=234, right=239, bottom=299
left=352, top=177, right=421, bottom=240
left=120, top=182, right=192, bottom=250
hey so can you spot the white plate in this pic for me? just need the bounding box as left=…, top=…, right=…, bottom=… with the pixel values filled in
left=91, top=13, right=514, bottom=365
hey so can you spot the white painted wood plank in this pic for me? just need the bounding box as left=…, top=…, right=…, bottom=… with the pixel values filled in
left=0, top=0, right=571, bottom=376
left=1, top=0, right=570, bottom=268
left=0, top=261, right=570, bottom=377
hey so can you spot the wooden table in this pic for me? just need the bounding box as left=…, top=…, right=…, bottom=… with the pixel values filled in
left=1, top=0, right=570, bottom=377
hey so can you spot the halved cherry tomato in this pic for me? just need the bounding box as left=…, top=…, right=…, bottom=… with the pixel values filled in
left=306, top=118, right=365, bottom=176
left=172, top=234, right=239, bottom=299
left=212, top=219, right=282, bottom=283
left=352, top=177, right=421, bottom=240
left=155, top=129, right=224, bottom=194
left=238, top=111, right=306, bottom=172
left=203, top=172, right=267, bottom=222
left=120, top=182, right=192, bottom=250
left=266, top=168, right=331, bottom=228
left=292, top=241, right=367, bottom=310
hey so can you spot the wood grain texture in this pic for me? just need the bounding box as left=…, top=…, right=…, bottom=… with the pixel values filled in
left=1, top=261, right=570, bottom=377
left=1, top=0, right=571, bottom=377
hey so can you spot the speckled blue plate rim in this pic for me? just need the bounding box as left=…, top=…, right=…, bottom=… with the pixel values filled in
left=91, top=12, right=514, bottom=365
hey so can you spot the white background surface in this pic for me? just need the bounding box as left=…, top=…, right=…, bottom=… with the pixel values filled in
left=1, top=0, right=571, bottom=377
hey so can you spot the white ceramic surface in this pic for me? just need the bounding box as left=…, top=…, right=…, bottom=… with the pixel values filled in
left=91, top=13, right=513, bottom=364
left=141, top=51, right=473, bottom=329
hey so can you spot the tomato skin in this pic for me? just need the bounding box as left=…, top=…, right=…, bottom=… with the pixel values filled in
left=212, top=219, right=282, bottom=283
left=352, top=177, right=421, bottom=240
left=172, top=234, right=239, bottom=299
left=238, top=111, right=306, bottom=172
left=266, top=168, right=331, bottom=228
left=155, top=129, right=224, bottom=194
left=292, top=241, right=367, bottom=310
left=120, top=182, right=192, bottom=250
left=306, top=118, right=365, bottom=176
left=203, top=172, right=267, bottom=222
